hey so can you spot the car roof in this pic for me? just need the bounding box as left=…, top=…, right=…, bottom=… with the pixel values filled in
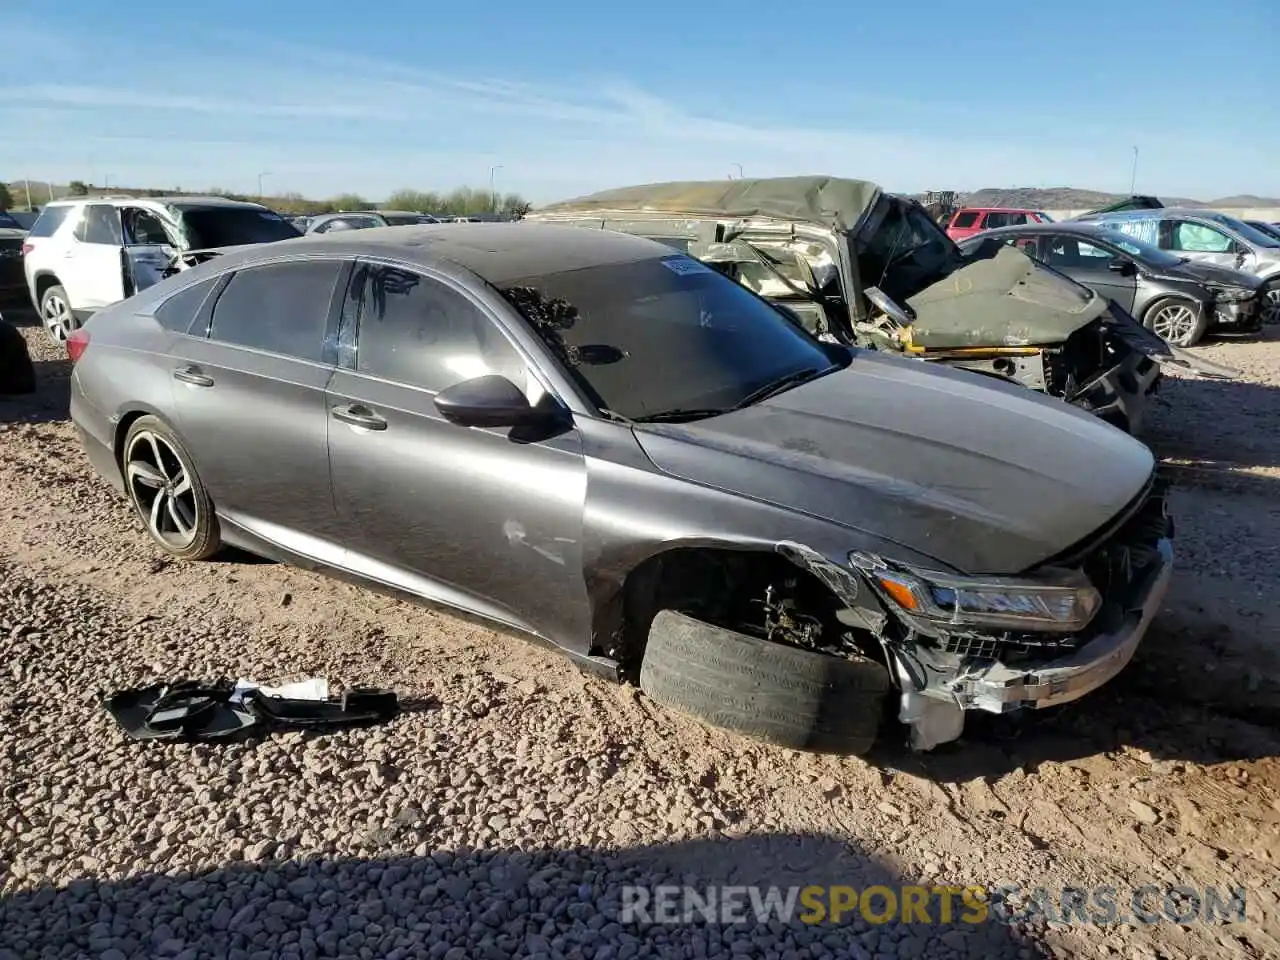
left=1087, top=206, right=1217, bottom=221
left=217, top=222, right=675, bottom=283
left=957, top=206, right=1044, bottom=212
left=44, top=195, right=270, bottom=210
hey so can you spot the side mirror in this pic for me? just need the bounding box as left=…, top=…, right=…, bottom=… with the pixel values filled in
left=1108, top=259, right=1137, bottom=276
left=433, top=374, right=542, bottom=428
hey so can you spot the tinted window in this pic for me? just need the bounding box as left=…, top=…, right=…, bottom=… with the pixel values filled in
left=346, top=264, right=525, bottom=392
left=381, top=214, right=433, bottom=226
left=317, top=216, right=380, bottom=233
left=27, top=206, right=73, bottom=238
left=1170, top=221, right=1233, bottom=254
left=982, top=212, right=1009, bottom=229
left=154, top=277, right=219, bottom=333
left=0, top=211, right=20, bottom=229
left=1006, top=213, right=1028, bottom=226
left=500, top=254, right=839, bottom=422
left=209, top=260, right=341, bottom=361
left=175, top=206, right=301, bottom=248
left=952, top=212, right=978, bottom=228
left=74, top=204, right=122, bottom=245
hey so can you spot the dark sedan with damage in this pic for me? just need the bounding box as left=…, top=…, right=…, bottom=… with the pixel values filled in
left=958, top=222, right=1265, bottom=347
left=67, top=224, right=1174, bottom=753
left=528, top=177, right=1236, bottom=434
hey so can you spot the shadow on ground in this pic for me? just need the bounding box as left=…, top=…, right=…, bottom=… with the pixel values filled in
left=0, top=834, right=1047, bottom=959
left=0, top=357, right=70, bottom=425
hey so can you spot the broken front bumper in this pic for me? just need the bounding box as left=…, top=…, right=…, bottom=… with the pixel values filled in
left=1067, top=350, right=1161, bottom=435
left=1215, top=297, right=1264, bottom=332
left=952, top=538, right=1172, bottom=713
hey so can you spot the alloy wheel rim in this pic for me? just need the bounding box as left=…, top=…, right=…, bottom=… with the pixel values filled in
left=1264, top=288, right=1280, bottom=324
left=1150, top=304, right=1197, bottom=345
left=42, top=293, right=75, bottom=341
left=125, top=431, right=199, bottom=549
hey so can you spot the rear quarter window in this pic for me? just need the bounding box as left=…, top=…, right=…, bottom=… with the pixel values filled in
left=154, top=277, right=221, bottom=334
left=27, top=206, right=74, bottom=238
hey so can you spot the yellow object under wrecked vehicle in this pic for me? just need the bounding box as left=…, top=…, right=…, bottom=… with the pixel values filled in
left=529, top=176, right=1237, bottom=433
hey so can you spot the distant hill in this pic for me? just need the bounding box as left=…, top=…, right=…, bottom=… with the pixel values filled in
left=907, top=186, right=1280, bottom=210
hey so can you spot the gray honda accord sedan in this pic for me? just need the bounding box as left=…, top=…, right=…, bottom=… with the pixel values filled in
left=68, top=223, right=1174, bottom=753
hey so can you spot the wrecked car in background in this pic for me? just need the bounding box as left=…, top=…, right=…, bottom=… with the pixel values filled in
left=529, top=176, right=1225, bottom=434
left=68, top=224, right=1175, bottom=753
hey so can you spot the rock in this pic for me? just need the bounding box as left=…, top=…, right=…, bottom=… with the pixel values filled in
left=1129, top=800, right=1160, bottom=825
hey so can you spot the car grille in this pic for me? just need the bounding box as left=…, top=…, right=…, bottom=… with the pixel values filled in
left=937, top=479, right=1172, bottom=666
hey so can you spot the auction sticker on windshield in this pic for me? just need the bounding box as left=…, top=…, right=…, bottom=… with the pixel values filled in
left=660, top=256, right=714, bottom=276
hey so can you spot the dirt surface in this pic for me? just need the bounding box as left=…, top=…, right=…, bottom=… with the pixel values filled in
left=2, top=316, right=1278, bottom=960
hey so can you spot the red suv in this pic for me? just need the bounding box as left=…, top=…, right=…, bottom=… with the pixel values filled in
left=945, top=208, right=1053, bottom=241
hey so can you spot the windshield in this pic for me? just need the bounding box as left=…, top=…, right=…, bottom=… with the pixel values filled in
left=858, top=197, right=961, bottom=303
left=1206, top=212, right=1280, bottom=248
left=1103, top=232, right=1185, bottom=268
left=500, top=254, right=839, bottom=421
left=174, top=206, right=302, bottom=248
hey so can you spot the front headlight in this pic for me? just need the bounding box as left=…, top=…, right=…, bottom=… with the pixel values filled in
left=849, top=553, right=1102, bottom=633
left=1207, top=285, right=1256, bottom=303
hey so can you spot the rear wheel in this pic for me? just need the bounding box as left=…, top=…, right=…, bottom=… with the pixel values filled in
left=1262, top=279, right=1280, bottom=325
left=121, top=416, right=221, bottom=560
left=639, top=609, right=890, bottom=755
left=39, top=284, right=77, bottom=344
left=1143, top=296, right=1207, bottom=347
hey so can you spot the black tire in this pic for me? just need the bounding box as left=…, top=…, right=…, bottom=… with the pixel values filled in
left=121, top=415, right=221, bottom=560
left=1262, top=279, right=1280, bottom=326
left=639, top=609, right=891, bottom=755
left=0, top=320, right=35, bottom=394
left=38, top=283, right=78, bottom=344
left=1141, top=296, right=1208, bottom=347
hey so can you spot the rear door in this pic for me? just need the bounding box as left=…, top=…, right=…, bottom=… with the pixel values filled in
left=169, top=257, right=348, bottom=543
left=62, top=203, right=127, bottom=310
left=325, top=259, right=590, bottom=641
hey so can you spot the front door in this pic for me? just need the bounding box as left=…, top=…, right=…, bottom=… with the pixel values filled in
left=325, top=260, right=591, bottom=643
left=121, top=206, right=180, bottom=295
left=169, top=258, right=347, bottom=546
left=61, top=203, right=126, bottom=311
left=1165, top=219, right=1251, bottom=273
left=1043, top=234, right=1138, bottom=312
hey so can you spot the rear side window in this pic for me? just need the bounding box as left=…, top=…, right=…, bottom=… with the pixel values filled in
left=27, top=206, right=74, bottom=238
left=209, top=260, right=342, bottom=361
left=952, top=212, right=978, bottom=228
left=74, top=205, right=123, bottom=245
left=344, top=263, right=525, bottom=391
left=982, top=212, right=1009, bottom=229
left=154, top=277, right=220, bottom=333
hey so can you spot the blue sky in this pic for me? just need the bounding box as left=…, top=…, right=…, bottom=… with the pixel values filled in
left=1, top=0, right=1277, bottom=204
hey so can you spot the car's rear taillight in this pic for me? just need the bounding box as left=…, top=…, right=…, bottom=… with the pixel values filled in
left=21, top=242, right=34, bottom=256
left=66, top=329, right=90, bottom=363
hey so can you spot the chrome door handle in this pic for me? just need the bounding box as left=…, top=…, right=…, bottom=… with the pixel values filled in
left=173, top=365, right=214, bottom=387
left=331, top=403, right=387, bottom=430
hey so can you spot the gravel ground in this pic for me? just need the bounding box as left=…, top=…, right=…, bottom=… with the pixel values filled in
left=2, top=317, right=1279, bottom=960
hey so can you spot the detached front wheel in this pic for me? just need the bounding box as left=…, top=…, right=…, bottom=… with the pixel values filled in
left=639, top=609, right=890, bottom=755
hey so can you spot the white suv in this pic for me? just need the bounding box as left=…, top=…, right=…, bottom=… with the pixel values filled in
left=23, top=196, right=301, bottom=342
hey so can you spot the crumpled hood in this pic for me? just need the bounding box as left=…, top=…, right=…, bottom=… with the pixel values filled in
left=633, top=351, right=1155, bottom=574
left=1153, top=259, right=1264, bottom=290
left=906, top=246, right=1109, bottom=349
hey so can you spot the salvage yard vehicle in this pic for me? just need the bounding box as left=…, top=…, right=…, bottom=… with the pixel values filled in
left=958, top=222, right=1265, bottom=347
left=0, top=222, right=26, bottom=308
left=22, top=196, right=301, bottom=343
left=67, top=223, right=1175, bottom=753
left=306, top=210, right=442, bottom=233
left=1077, top=207, right=1280, bottom=325
left=529, top=176, right=1225, bottom=434
left=943, top=206, right=1053, bottom=241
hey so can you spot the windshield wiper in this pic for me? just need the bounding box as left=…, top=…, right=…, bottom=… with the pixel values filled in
left=731, top=366, right=828, bottom=410
left=631, top=408, right=731, bottom=424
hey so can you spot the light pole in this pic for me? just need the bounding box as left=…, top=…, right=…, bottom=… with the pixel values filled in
left=489, top=164, right=504, bottom=212
left=731, top=162, right=744, bottom=179
left=258, top=171, right=271, bottom=198
left=1129, top=147, right=1138, bottom=195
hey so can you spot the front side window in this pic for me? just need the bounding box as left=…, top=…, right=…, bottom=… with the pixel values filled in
left=122, top=208, right=174, bottom=246
left=208, top=260, right=341, bottom=361
left=499, top=253, right=840, bottom=422
left=1005, top=213, right=1028, bottom=226
left=74, top=204, right=122, bottom=245
left=1045, top=236, right=1118, bottom=269
left=1170, top=221, right=1234, bottom=254
left=345, top=264, right=525, bottom=392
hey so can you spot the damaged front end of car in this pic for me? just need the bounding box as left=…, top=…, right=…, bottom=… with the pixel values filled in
left=782, top=477, right=1175, bottom=751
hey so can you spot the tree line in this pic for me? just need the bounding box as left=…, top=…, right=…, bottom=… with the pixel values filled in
left=1, top=181, right=532, bottom=218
